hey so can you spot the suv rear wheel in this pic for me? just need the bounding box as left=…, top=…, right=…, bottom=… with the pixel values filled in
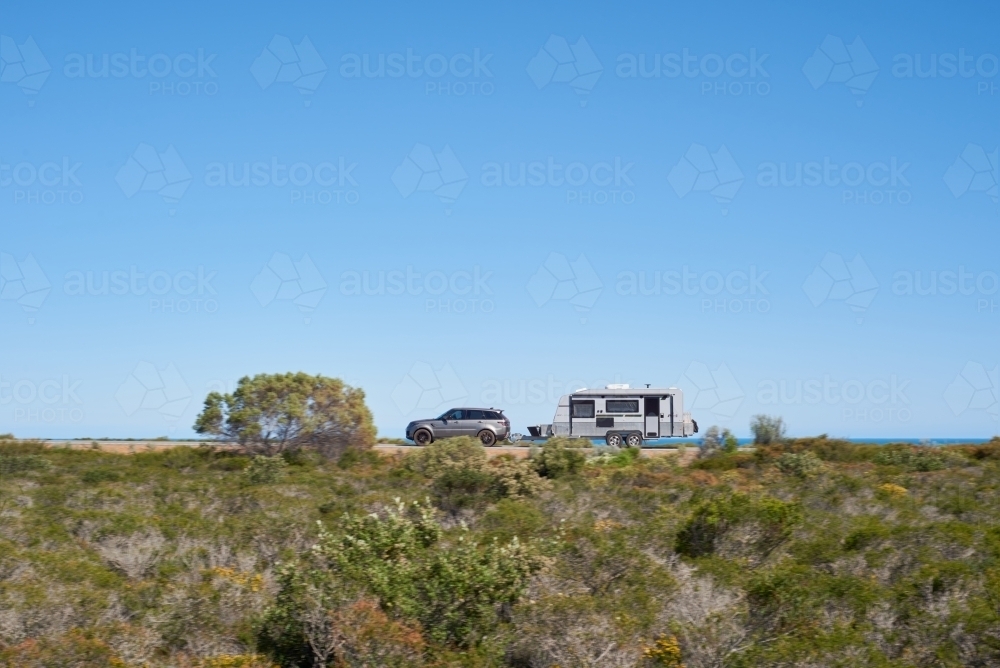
left=413, top=428, right=433, bottom=445
left=478, top=430, right=497, bottom=446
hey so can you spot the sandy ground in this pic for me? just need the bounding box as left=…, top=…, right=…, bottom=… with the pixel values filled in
left=39, top=440, right=699, bottom=464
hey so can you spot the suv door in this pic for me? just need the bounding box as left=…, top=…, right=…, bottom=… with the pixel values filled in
left=439, top=409, right=464, bottom=437
left=464, top=409, right=488, bottom=437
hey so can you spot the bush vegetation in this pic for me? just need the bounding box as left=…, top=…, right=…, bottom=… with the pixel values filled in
left=1, top=432, right=999, bottom=667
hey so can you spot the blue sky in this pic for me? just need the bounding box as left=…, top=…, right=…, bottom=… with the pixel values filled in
left=1, top=0, right=997, bottom=439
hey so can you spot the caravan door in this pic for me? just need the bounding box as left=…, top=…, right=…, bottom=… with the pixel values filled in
left=644, top=397, right=660, bottom=438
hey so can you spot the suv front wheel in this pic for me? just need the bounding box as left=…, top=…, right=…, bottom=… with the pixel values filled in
left=413, top=428, right=433, bottom=445
left=478, top=430, right=497, bottom=446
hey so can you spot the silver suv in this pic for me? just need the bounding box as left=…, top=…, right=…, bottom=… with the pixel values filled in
left=406, top=408, right=510, bottom=446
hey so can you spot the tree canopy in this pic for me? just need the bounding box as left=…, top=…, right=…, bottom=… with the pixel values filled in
left=193, top=372, right=376, bottom=457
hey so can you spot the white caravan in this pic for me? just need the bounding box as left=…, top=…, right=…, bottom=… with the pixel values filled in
left=525, top=384, right=698, bottom=447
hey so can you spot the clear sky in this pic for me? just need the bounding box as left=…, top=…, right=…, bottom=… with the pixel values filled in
left=1, top=0, right=997, bottom=439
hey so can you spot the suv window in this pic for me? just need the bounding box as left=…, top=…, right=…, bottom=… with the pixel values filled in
left=467, top=410, right=486, bottom=419
left=446, top=410, right=464, bottom=420
left=485, top=411, right=502, bottom=419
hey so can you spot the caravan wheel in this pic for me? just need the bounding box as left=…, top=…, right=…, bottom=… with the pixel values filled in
left=626, top=432, right=643, bottom=447
left=605, top=433, right=623, bottom=447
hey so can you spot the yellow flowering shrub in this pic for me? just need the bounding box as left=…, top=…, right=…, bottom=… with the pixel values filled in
left=642, top=634, right=684, bottom=667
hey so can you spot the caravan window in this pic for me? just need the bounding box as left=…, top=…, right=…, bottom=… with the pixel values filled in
left=605, top=399, right=639, bottom=413
left=571, top=400, right=595, bottom=418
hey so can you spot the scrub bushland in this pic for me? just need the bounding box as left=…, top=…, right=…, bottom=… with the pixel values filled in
left=1, top=435, right=999, bottom=667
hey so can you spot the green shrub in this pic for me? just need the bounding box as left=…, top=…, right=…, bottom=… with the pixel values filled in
left=873, top=445, right=965, bottom=471
left=479, top=499, right=547, bottom=543
left=432, top=465, right=496, bottom=512
left=532, top=437, right=586, bottom=478
left=208, top=455, right=251, bottom=471
left=488, top=456, right=552, bottom=498
left=410, top=439, right=548, bottom=512
left=587, top=445, right=641, bottom=467
left=843, top=516, right=891, bottom=551
left=406, top=437, right=487, bottom=477
left=242, top=455, right=288, bottom=485
left=336, top=447, right=381, bottom=469
left=0, top=453, right=52, bottom=475
left=263, top=501, right=545, bottom=650
left=956, top=437, right=1000, bottom=461
left=690, top=452, right=754, bottom=471
left=775, top=451, right=823, bottom=478
left=676, top=493, right=802, bottom=558
left=81, top=468, right=120, bottom=484
left=0, top=438, right=47, bottom=455
left=757, top=436, right=880, bottom=464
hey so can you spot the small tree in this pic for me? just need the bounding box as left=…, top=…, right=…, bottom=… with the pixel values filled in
left=700, top=427, right=738, bottom=458
left=193, top=372, right=376, bottom=458
left=722, top=429, right=739, bottom=454
left=699, top=426, right=721, bottom=457
left=750, top=414, right=786, bottom=445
